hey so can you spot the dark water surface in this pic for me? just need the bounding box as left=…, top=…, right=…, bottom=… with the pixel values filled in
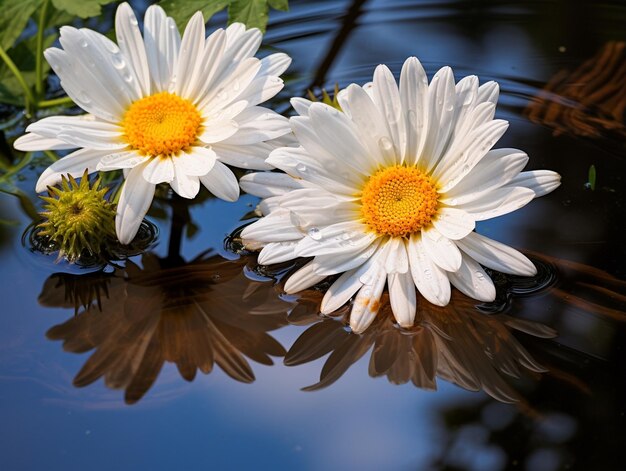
left=1, top=1, right=626, bottom=470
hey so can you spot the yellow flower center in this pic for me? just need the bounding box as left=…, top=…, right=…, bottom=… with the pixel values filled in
left=121, top=92, right=202, bottom=157
left=360, top=165, right=439, bottom=238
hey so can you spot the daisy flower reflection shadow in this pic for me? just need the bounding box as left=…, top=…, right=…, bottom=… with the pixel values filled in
left=39, top=252, right=290, bottom=404
left=283, top=253, right=626, bottom=404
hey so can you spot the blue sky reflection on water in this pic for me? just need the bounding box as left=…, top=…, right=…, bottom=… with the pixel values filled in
left=1, top=0, right=626, bottom=470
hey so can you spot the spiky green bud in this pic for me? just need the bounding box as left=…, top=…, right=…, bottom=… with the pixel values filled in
left=307, top=83, right=343, bottom=111
left=37, top=171, right=117, bottom=263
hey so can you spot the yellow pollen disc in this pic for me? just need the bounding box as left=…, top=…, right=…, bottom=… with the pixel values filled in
left=360, top=165, right=439, bottom=237
left=121, top=92, right=202, bottom=157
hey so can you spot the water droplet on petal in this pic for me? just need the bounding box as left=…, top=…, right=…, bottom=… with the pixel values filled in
left=296, top=163, right=307, bottom=173
left=308, top=227, right=321, bottom=240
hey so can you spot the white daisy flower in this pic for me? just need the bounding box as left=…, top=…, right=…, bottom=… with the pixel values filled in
left=240, top=57, right=561, bottom=334
left=15, top=3, right=292, bottom=244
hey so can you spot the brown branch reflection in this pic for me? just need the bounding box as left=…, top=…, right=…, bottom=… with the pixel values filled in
left=525, top=41, right=626, bottom=138
left=284, top=253, right=626, bottom=403
left=39, top=252, right=290, bottom=404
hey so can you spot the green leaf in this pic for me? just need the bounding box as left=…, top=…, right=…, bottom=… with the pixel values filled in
left=159, top=0, right=230, bottom=31
left=50, top=0, right=117, bottom=19
left=0, top=0, right=43, bottom=50
left=228, top=0, right=268, bottom=31
left=268, top=0, right=288, bottom=11
left=588, top=164, right=596, bottom=191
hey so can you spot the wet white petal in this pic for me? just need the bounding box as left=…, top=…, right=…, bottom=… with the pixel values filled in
left=448, top=253, right=496, bottom=302
left=388, top=271, right=417, bottom=328
left=422, top=225, right=462, bottom=271
left=431, top=207, right=475, bottom=240
left=456, top=232, right=536, bottom=276
left=199, top=160, right=239, bottom=201
left=116, top=161, right=156, bottom=244
left=407, top=234, right=451, bottom=306
left=36, top=148, right=112, bottom=192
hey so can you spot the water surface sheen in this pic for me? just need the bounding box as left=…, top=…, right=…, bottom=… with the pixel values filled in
left=1, top=1, right=626, bottom=470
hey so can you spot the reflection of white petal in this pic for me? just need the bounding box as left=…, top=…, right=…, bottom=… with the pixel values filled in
left=116, top=162, right=156, bottom=244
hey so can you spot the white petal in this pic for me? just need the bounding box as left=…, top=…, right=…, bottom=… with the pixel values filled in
left=212, top=142, right=276, bottom=170
left=284, top=261, right=327, bottom=294
left=477, top=81, right=499, bottom=106
left=372, top=64, right=406, bottom=162
left=176, top=147, right=216, bottom=176
left=221, top=107, right=290, bottom=145
left=199, top=160, right=239, bottom=201
left=116, top=161, right=156, bottom=244
left=434, top=119, right=510, bottom=193
left=295, top=221, right=376, bottom=257
left=258, top=242, right=297, bottom=265
left=506, top=170, right=561, bottom=198
left=350, top=267, right=386, bottom=334
left=383, top=236, right=409, bottom=274
left=399, top=57, right=428, bottom=166
left=456, top=232, right=536, bottom=276
left=59, top=27, right=139, bottom=106
left=407, top=234, right=451, bottom=306
left=241, top=210, right=303, bottom=243
left=115, top=2, right=150, bottom=95
left=26, top=115, right=121, bottom=136
left=321, top=269, right=364, bottom=314
left=417, top=66, right=456, bottom=171
left=431, top=207, right=475, bottom=240
left=142, top=156, right=174, bottom=184
left=451, top=75, right=479, bottom=137
left=313, top=239, right=380, bottom=276
left=307, top=103, right=374, bottom=175
left=290, top=97, right=313, bottom=116
left=96, top=151, right=147, bottom=170
left=198, top=57, right=261, bottom=112
left=341, top=84, right=395, bottom=167
left=175, top=11, right=206, bottom=97
left=187, top=29, right=226, bottom=101
left=456, top=186, right=535, bottom=221
left=36, top=148, right=111, bottom=192
left=14, top=133, right=75, bottom=151
left=440, top=148, right=528, bottom=205
left=223, top=24, right=262, bottom=62
left=422, top=225, right=462, bottom=271
left=44, top=48, right=120, bottom=121
left=170, top=161, right=200, bottom=198
left=448, top=253, right=496, bottom=302
left=266, top=145, right=357, bottom=195
left=388, top=271, right=417, bottom=328
left=239, top=172, right=307, bottom=198
left=143, top=5, right=180, bottom=92
left=198, top=120, right=239, bottom=144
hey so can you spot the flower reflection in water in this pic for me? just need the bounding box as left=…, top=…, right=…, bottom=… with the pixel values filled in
left=285, top=253, right=626, bottom=403
left=39, top=252, right=289, bottom=404
left=525, top=41, right=626, bottom=138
